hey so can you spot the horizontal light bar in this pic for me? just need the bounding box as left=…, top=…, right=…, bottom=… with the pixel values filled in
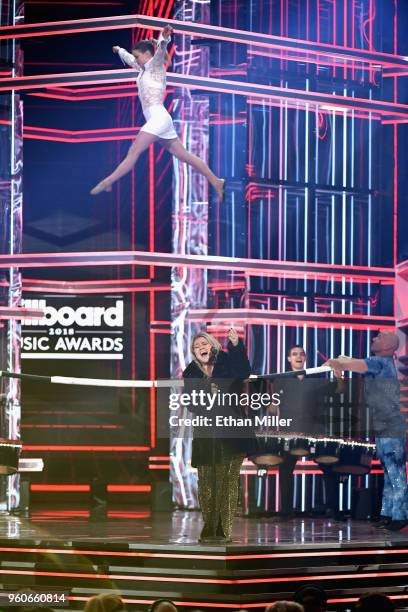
left=22, top=278, right=170, bottom=294
left=23, top=125, right=142, bottom=142
left=0, top=306, right=44, bottom=320
left=1, top=544, right=407, bottom=561
left=21, top=353, right=123, bottom=360
left=30, top=484, right=151, bottom=492
left=28, top=83, right=139, bottom=101
left=1, top=14, right=407, bottom=72
left=1, top=71, right=407, bottom=120
left=0, top=250, right=395, bottom=283
left=23, top=445, right=150, bottom=451
left=189, top=308, right=395, bottom=331
left=0, top=565, right=407, bottom=585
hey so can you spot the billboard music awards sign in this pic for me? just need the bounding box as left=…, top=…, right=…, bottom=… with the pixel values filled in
left=21, top=297, right=125, bottom=360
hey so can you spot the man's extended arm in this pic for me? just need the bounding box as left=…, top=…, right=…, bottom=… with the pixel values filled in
left=324, top=357, right=368, bottom=374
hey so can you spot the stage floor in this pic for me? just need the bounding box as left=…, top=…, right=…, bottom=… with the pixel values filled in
left=1, top=509, right=407, bottom=547
left=1, top=510, right=408, bottom=609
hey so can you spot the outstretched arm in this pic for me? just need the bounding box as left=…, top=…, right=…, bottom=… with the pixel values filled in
left=113, top=46, right=138, bottom=69
left=151, top=25, right=173, bottom=65
left=324, top=356, right=368, bottom=374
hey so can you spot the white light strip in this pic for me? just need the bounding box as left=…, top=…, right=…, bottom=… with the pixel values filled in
left=21, top=353, right=124, bottom=360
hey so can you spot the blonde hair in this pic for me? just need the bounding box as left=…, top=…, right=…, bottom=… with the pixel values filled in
left=84, top=594, right=125, bottom=612
left=266, top=603, right=304, bottom=612
left=190, top=332, right=222, bottom=361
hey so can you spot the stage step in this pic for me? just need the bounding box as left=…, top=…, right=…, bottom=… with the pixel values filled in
left=1, top=537, right=408, bottom=610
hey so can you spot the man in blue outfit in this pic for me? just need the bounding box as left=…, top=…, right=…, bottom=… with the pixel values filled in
left=325, top=331, right=408, bottom=531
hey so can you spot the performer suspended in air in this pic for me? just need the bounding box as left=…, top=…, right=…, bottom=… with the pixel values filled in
left=90, top=25, right=225, bottom=199
left=183, top=329, right=252, bottom=543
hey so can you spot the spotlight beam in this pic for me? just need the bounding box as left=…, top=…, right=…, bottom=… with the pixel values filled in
left=0, top=14, right=407, bottom=72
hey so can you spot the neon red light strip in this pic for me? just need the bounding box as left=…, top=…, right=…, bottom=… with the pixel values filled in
left=192, top=308, right=395, bottom=330
left=66, top=595, right=408, bottom=609
left=29, top=83, right=139, bottom=101
left=107, top=485, right=151, bottom=492
left=22, top=278, right=170, bottom=294
left=29, top=511, right=150, bottom=518
left=1, top=13, right=407, bottom=70
left=246, top=97, right=382, bottom=122
left=149, top=456, right=170, bottom=460
left=0, top=546, right=407, bottom=562
left=0, top=250, right=395, bottom=283
left=0, top=567, right=407, bottom=584
left=248, top=48, right=381, bottom=73
left=26, top=1, right=123, bottom=4
left=0, top=307, right=44, bottom=321
left=31, top=485, right=90, bottom=492
left=23, top=126, right=142, bottom=143
left=22, top=424, right=123, bottom=429
left=68, top=598, right=257, bottom=610
left=1, top=71, right=407, bottom=120
left=30, top=484, right=151, bottom=492
left=23, top=445, right=150, bottom=451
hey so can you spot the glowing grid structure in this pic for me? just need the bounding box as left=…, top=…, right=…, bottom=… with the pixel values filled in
left=1, top=0, right=407, bottom=513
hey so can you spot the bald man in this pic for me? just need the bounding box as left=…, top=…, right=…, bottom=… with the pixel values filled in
left=325, top=331, right=408, bottom=531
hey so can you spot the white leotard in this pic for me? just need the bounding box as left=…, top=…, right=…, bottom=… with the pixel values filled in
left=117, top=34, right=177, bottom=140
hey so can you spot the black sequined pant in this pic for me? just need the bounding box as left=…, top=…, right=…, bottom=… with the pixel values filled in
left=197, top=454, right=244, bottom=539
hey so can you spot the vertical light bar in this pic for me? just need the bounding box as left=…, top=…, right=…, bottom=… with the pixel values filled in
left=262, top=100, right=266, bottom=177
left=232, top=93, right=236, bottom=177
left=264, top=473, right=269, bottom=512
left=283, top=86, right=288, bottom=304
left=231, top=190, right=235, bottom=258
left=367, top=90, right=372, bottom=269
left=278, top=94, right=283, bottom=262
left=341, top=87, right=347, bottom=358
left=4, top=0, right=23, bottom=510
left=349, top=90, right=355, bottom=362
left=367, top=90, right=373, bottom=356
left=296, top=106, right=299, bottom=183
left=302, top=81, right=310, bottom=512
left=331, top=101, right=336, bottom=293
left=312, top=473, right=316, bottom=509
left=276, top=322, right=280, bottom=374
left=284, top=98, right=288, bottom=182
left=342, top=88, right=347, bottom=267
left=170, top=0, right=210, bottom=509
left=304, top=78, right=309, bottom=286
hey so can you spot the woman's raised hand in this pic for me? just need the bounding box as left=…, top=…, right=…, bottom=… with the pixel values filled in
left=112, top=46, right=120, bottom=54
left=228, top=328, right=239, bottom=346
left=163, top=25, right=174, bottom=38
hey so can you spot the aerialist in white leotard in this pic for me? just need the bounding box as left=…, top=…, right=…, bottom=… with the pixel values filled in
left=91, top=25, right=225, bottom=200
